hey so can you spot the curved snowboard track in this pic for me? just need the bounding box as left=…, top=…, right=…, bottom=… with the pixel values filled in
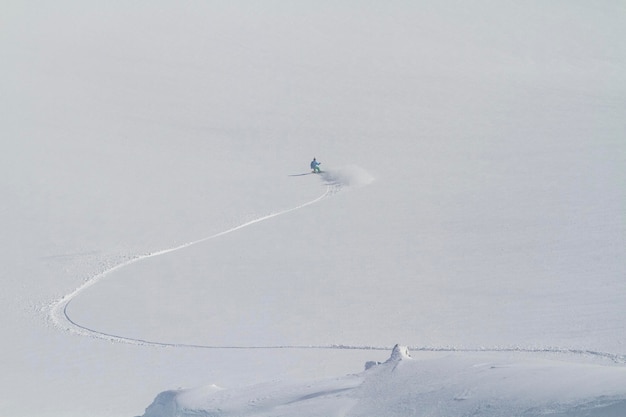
left=47, top=179, right=626, bottom=365
left=48, top=181, right=340, bottom=342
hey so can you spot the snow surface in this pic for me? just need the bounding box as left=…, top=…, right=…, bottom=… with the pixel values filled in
left=1, top=1, right=625, bottom=416
left=142, top=346, right=626, bottom=417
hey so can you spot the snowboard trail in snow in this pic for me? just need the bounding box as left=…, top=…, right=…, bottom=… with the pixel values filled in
left=45, top=169, right=626, bottom=365
left=48, top=178, right=341, bottom=341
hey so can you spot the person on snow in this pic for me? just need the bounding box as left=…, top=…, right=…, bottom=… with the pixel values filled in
left=310, top=157, right=321, bottom=173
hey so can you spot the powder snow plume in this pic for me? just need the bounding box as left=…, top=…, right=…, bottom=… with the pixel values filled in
left=321, top=165, right=375, bottom=188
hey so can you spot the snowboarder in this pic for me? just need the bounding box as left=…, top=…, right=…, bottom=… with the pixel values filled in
left=310, top=157, right=321, bottom=173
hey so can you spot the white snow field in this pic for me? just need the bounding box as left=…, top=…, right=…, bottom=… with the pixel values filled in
left=2, top=1, right=625, bottom=416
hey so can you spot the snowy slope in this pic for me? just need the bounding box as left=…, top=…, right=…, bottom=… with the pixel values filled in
left=1, top=1, right=625, bottom=416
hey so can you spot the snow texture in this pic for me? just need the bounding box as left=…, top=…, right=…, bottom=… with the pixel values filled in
left=140, top=346, right=626, bottom=417
left=1, top=1, right=625, bottom=416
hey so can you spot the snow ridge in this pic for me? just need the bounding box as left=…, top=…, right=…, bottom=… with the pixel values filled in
left=139, top=345, right=626, bottom=417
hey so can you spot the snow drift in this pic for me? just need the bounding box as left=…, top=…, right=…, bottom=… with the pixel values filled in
left=140, top=345, right=626, bottom=417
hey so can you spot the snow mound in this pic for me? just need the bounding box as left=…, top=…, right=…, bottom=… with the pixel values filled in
left=320, top=165, right=374, bottom=188
left=142, top=385, right=223, bottom=417
left=139, top=349, right=626, bottom=417
left=386, top=344, right=412, bottom=363
left=141, top=390, right=179, bottom=417
left=365, top=344, right=411, bottom=370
